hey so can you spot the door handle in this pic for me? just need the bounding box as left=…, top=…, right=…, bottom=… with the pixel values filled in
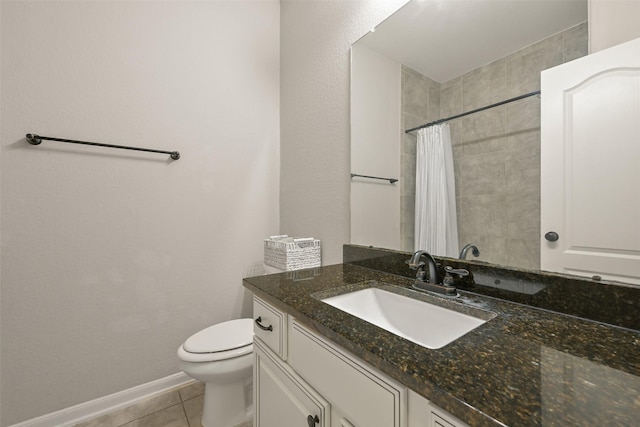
left=545, top=231, right=559, bottom=242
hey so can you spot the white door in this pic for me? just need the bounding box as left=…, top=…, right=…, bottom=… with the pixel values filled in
left=541, top=37, right=640, bottom=285
left=254, top=340, right=329, bottom=427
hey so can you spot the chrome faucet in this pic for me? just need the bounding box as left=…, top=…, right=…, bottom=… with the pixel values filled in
left=459, top=244, right=480, bottom=260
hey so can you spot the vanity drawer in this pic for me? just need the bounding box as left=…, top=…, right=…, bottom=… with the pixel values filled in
left=253, top=296, right=288, bottom=360
left=288, top=318, right=406, bottom=427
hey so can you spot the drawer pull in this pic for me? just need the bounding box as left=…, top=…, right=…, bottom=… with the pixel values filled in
left=255, top=316, right=273, bottom=331
left=307, top=415, right=319, bottom=427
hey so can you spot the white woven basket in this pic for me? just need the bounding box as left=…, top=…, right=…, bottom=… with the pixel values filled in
left=264, top=236, right=321, bottom=271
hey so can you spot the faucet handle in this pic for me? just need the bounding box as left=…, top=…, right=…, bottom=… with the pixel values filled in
left=443, top=266, right=469, bottom=287
left=445, top=266, right=469, bottom=277
left=405, top=259, right=425, bottom=270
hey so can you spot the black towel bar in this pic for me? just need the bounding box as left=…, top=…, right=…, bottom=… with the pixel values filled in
left=350, top=173, right=397, bottom=184
left=26, top=133, right=180, bottom=160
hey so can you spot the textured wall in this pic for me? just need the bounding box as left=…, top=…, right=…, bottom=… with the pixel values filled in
left=351, top=44, right=401, bottom=250
left=589, top=0, right=640, bottom=53
left=280, top=0, right=408, bottom=266
left=0, top=1, right=279, bottom=425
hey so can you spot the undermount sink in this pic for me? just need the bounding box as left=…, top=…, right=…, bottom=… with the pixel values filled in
left=320, top=286, right=496, bottom=349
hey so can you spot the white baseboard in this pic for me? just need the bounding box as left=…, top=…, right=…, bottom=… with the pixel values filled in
left=9, top=372, right=195, bottom=427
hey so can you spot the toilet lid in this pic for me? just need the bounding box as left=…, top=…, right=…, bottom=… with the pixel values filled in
left=184, top=318, right=254, bottom=354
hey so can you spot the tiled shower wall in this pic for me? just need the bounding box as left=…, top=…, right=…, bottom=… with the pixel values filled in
left=400, top=67, right=440, bottom=251
left=400, top=22, right=588, bottom=269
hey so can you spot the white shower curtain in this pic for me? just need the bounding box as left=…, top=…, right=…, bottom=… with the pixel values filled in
left=414, top=123, right=459, bottom=257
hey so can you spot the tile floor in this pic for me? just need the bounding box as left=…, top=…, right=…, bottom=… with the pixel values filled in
left=72, top=381, right=252, bottom=427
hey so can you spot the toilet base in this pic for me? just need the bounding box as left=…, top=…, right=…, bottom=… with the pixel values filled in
left=201, top=376, right=253, bottom=427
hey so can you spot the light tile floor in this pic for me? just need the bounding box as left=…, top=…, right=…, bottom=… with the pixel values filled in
left=73, top=381, right=252, bottom=427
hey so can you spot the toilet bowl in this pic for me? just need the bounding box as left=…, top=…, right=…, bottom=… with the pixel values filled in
left=178, top=318, right=254, bottom=427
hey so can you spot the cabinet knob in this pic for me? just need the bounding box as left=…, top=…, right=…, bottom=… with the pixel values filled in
left=307, top=414, right=319, bottom=427
left=544, top=231, right=559, bottom=242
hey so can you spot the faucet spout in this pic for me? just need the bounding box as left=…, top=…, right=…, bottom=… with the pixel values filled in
left=459, top=244, right=480, bottom=260
left=407, top=250, right=440, bottom=284
left=408, top=250, right=458, bottom=296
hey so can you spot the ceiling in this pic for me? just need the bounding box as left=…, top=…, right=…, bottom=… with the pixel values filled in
left=358, top=0, right=588, bottom=83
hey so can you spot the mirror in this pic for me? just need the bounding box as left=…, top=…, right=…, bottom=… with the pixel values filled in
left=350, top=0, right=588, bottom=271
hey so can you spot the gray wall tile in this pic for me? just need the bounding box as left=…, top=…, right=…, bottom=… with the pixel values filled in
left=401, top=194, right=415, bottom=245
left=462, top=59, right=507, bottom=111
left=458, top=232, right=506, bottom=266
left=428, top=79, right=441, bottom=120
left=456, top=150, right=505, bottom=197
left=505, top=238, right=540, bottom=271
left=457, top=194, right=506, bottom=239
left=461, top=107, right=506, bottom=145
left=400, top=68, right=440, bottom=249
left=402, top=114, right=421, bottom=156
left=401, top=152, right=416, bottom=196
left=506, top=97, right=540, bottom=135
left=402, top=66, right=431, bottom=119
left=440, top=77, right=462, bottom=118
left=506, top=33, right=564, bottom=96
left=564, top=22, right=589, bottom=63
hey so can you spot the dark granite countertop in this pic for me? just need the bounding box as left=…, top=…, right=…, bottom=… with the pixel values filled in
left=243, top=263, right=640, bottom=427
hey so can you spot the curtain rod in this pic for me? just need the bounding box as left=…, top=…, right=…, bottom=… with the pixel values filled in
left=26, top=134, right=181, bottom=160
left=404, top=90, right=541, bottom=134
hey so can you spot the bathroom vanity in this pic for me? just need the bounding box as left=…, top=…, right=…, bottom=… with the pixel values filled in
left=252, top=294, right=464, bottom=427
left=243, top=246, right=640, bottom=427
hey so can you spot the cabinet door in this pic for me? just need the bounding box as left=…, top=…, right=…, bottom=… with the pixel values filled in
left=254, top=339, right=329, bottom=427
left=288, top=318, right=406, bottom=427
left=541, top=36, right=640, bottom=284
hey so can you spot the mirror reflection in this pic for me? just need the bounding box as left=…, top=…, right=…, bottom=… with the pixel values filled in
left=350, top=0, right=588, bottom=271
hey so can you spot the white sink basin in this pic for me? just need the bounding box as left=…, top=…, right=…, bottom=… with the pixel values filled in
left=321, top=287, right=495, bottom=349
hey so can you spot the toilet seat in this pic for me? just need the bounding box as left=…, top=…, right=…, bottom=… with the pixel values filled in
left=178, top=318, right=254, bottom=363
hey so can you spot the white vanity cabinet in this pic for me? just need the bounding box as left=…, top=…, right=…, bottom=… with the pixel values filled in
left=288, top=317, right=407, bottom=427
left=254, top=338, right=329, bottom=427
left=252, top=295, right=469, bottom=427
left=253, top=296, right=328, bottom=427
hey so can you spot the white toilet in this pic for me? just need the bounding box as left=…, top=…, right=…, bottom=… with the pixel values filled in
left=177, top=318, right=254, bottom=427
